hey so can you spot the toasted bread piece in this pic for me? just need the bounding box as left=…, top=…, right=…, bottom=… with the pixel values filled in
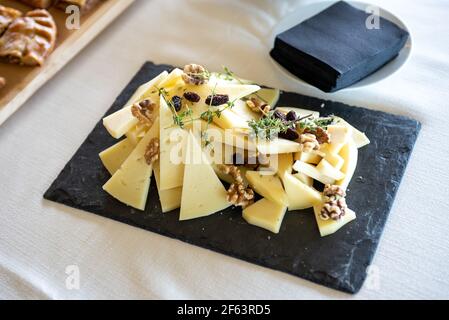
left=0, top=9, right=57, bottom=66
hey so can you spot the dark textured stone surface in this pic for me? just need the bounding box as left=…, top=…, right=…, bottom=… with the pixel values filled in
left=44, top=62, right=421, bottom=294
left=270, top=1, right=410, bottom=92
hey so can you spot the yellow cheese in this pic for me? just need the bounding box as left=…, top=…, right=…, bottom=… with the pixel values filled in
left=293, top=161, right=335, bottom=185
left=313, top=204, right=356, bottom=237
left=335, top=117, right=370, bottom=148
left=213, top=164, right=249, bottom=186
left=126, top=124, right=147, bottom=146
left=293, top=172, right=313, bottom=186
left=159, top=95, right=187, bottom=190
left=283, top=173, right=322, bottom=211
left=276, top=153, right=293, bottom=179
left=103, top=71, right=167, bottom=139
left=153, top=161, right=182, bottom=213
left=99, top=138, right=135, bottom=175
left=323, top=152, right=344, bottom=170
left=294, top=151, right=322, bottom=164
left=251, top=88, right=281, bottom=107
left=276, top=107, right=320, bottom=119
left=257, top=138, right=302, bottom=155
left=212, top=107, right=249, bottom=129
left=158, top=68, right=184, bottom=90
left=102, top=119, right=160, bottom=210
left=316, top=159, right=345, bottom=181
left=242, top=198, right=287, bottom=234
left=336, top=142, right=359, bottom=189
left=327, top=125, right=352, bottom=154
left=246, top=171, right=288, bottom=206
left=231, top=100, right=261, bottom=122
left=179, top=132, right=230, bottom=220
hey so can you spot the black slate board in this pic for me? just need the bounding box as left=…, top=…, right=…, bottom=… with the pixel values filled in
left=44, top=62, right=421, bottom=294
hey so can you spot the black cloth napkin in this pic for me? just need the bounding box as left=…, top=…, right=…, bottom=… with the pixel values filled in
left=270, top=1, right=409, bottom=92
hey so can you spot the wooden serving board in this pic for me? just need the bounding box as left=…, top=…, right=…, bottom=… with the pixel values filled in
left=0, top=0, right=135, bottom=125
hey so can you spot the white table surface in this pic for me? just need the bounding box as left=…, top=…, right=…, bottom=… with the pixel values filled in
left=1, top=0, right=448, bottom=300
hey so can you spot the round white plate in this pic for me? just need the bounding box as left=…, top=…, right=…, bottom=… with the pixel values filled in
left=268, top=1, right=412, bottom=90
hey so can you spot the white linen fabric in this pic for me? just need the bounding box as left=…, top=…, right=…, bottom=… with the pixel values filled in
left=0, top=0, right=448, bottom=299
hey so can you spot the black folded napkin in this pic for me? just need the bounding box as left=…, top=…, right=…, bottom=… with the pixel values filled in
left=270, top=1, right=409, bottom=92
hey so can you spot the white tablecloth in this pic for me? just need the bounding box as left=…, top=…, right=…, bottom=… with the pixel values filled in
left=1, top=0, right=448, bottom=299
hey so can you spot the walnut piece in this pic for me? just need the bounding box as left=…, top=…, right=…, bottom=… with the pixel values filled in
left=246, top=97, right=271, bottom=115
left=182, top=63, right=209, bottom=85
left=304, top=127, right=330, bottom=144
left=144, top=138, right=159, bottom=165
left=299, top=133, right=320, bottom=152
left=217, top=164, right=255, bottom=208
left=131, top=99, right=156, bottom=126
left=320, top=184, right=348, bottom=221
left=0, top=9, right=57, bottom=66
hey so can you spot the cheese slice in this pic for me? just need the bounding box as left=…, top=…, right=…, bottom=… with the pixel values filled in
left=293, top=161, right=335, bottom=185
left=103, top=71, right=168, bottom=139
left=323, top=152, right=344, bottom=170
left=250, top=88, right=280, bottom=107
left=212, top=107, right=250, bottom=129
left=326, top=125, right=352, bottom=154
left=153, top=161, right=182, bottom=213
left=276, top=153, right=293, bottom=179
left=158, top=68, right=184, bottom=90
left=159, top=95, right=187, bottom=190
left=316, top=159, right=345, bottom=181
left=293, top=172, right=313, bottom=186
left=126, top=124, right=147, bottom=146
left=99, top=138, right=135, bottom=175
left=313, top=204, right=356, bottom=237
left=230, top=99, right=261, bottom=122
left=336, top=142, right=359, bottom=189
left=335, top=117, right=370, bottom=148
left=245, top=171, right=288, bottom=206
left=294, top=151, right=322, bottom=164
left=243, top=198, right=287, bottom=234
left=257, top=138, right=302, bottom=155
left=283, top=173, right=322, bottom=211
left=276, top=107, right=320, bottom=119
left=179, top=132, right=230, bottom=220
left=102, top=119, right=160, bottom=210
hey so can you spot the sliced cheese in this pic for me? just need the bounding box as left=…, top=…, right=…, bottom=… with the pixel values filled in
left=251, top=88, right=280, bottom=107
left=126, top=124, right=147, bottom=146
left=212, top=107, right=249, bottom=129
left=179, top=132, right=230, bottom=220
left=336, top=142, right=359, bottom=189
left=293, top=161, right=335, bottom=185
left=283, top=173, right=322, bottom=211
left=102, top=119, right=160, bottom=210
left=316, top=159, right=345, bottom=181
left=158, top=68, right=184, bottom=89
left=246, top=171, right=288, bottom=206
left=313, top=204, right=356, bottom=237
left=103, top=71, right=168, bottom=139
left=153, top=161, right=182, bottom=213
left=327, top=124, right=352, bottom=154
left=294, top=151, right=322, bottom=164
left=159, top=95, right=187, bottom=190
left=257, top=138, right=302, bottom=155
left=335, top=117, right=370, bottom=148
left=293, top=172, right=313, bottom=186
left=243, top=198, right=287, bottom=234
left=231, top=99, right=261, bottom=122
left=276, top=107, right=320, bottom=119
left=99, top=138, right=135, bottom=175
left=323, top=152, right=344, bottom=170
left=276, top=153, right=293, bottom=179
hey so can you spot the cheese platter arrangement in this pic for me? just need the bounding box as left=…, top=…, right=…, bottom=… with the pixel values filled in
left=0, top=0, right=134, bottom=125
left=44, top=62, right=421, bottom=293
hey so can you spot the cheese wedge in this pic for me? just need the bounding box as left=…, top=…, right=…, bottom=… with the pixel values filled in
left=283, top=173, right=322, bottom=211
left=179, top=132, right=230, bottom=220
left=212, top=107, right=249, bottom=129
left=153, top=161, right=182, bottom=213
left=231, top=99, right=261, bottom=122
left=313, top=204, right=356, bottom=237
left=276, top=153, right=293, bottom=179
left=159, top=95, right=187, bottom=190
left=334, top=117, right=370, bottom=148
left=103, top=71, right=168, bottom=139
left=257, top=138, right=302, bottom=155
left=243, top=198, right=287, bottom=234
left=102, top=119, right=160, bottom=210
left=99, top=138, right=135, bottom=175
left=250, top=88, right=281, bottom=107
left=326, top=125, right=352, bottom=154
left=293, top=161, right=335, bottom=185
left=126, top=124, right=147, bottom=146
left=276, top=107, right=320, bottom=119
left=323, top=152, right=344, bottom=170
left=158, top=68, right=184, bottom=89
left=294, top=151, right=322, bottom=164
left=245, top=171, right=288, bottom=206
left=293, top=172, right=313, bottom=186
left=316, top=159, right=345, bottom=181
left=337, top=142, right=359, bottom=189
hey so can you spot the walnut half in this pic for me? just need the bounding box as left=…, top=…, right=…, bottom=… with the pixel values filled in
left=320, top=184, right=348, bottom=221
left=145, top=138, right=159, bottom=165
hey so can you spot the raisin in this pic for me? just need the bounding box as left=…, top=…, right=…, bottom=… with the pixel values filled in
left=273, top=110, right=287, bottom=122
left=286, top=111, right=297, bottom=121
left=183, top=92, right=201, bottom=103
left=171, top=96, right=182, bottom=112
left=205, top=94, right=229, bottom=106
left=279, top=128, right=299, bottom=141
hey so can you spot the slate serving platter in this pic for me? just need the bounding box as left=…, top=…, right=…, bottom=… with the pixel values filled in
left=44, top=62, right=421, bottom=294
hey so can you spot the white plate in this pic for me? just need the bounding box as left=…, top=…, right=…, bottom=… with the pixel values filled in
left=268, top=0, right=412, bottom=90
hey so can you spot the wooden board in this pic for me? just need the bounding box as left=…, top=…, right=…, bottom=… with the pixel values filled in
left=0, top=0, right=135, bottom=125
